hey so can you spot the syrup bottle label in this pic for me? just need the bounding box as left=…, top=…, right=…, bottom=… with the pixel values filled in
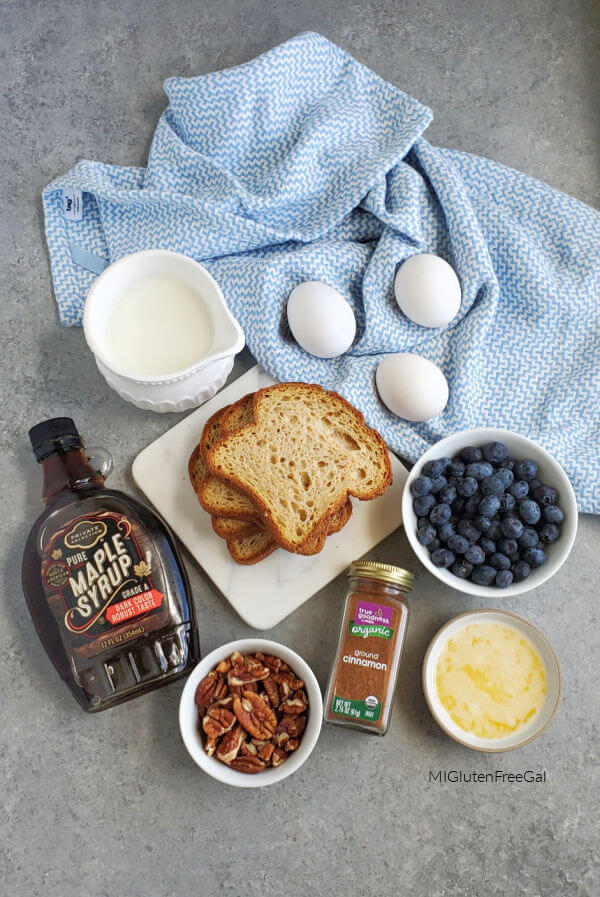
left=40, top=511, right=164, bottom=648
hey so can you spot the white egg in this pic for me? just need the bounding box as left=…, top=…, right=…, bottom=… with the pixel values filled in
left=394, top=253, right=461, bottom=328
left=287, top=281, right=356, bottom=359
left=376, top=353, right=449, bottom=422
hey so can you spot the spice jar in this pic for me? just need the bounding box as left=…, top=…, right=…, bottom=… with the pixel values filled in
left=324, top=560, right=413, bottom=735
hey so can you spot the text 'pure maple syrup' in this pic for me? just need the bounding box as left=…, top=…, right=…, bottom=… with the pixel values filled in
left=22, top=418, right=200, bottom=711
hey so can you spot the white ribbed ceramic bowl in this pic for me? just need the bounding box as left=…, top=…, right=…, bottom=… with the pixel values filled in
left=402, top=428, right=577, bottom=598
left=83, top=250, right=245, bottom=412
left=179, top=639, right=322, bottom=788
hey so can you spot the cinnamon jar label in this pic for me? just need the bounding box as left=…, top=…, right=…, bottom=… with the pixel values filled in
left=40, top=511, right=163, bottom=643
left=348, top=600, right=395, bottom=639
left=328, top=594, right=405, bottom=729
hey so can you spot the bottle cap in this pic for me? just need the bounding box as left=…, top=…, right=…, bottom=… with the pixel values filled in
left=29, top=418, right=83, bottom=462
left=349, top=560, right=414, bottom=591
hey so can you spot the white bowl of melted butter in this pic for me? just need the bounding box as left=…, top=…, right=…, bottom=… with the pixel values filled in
left=423, top=609, right=561, bottom=752
left=83, top=250, right=245, bottom=412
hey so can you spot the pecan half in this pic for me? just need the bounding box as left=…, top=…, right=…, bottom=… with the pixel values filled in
left=274, top=671, right=305, bottom=701
left=263, top=676, right=280, bottom=707
left=228, top=659, right=270, bottom=687
left=202, top=704, right=236, bottom=741
left=275, top=714, right=307, bottom=744
left=215, top=724, right=246, bottom=764
left=281, top=690, right=308, bottom=716
left=233, top=690, right=277, bottom=740
left=216, top=658, right=232, bottom=675
left=258, top=742, right=275, bottom=764
left=271, top=747, right=288, bottom=768
left=256, top=653, right=283, bottom=674
left=285, top=738, right=300, bottom=752
left=195, top=671, right=219, bottom=712
left=230, top=755, right=266, bottom=774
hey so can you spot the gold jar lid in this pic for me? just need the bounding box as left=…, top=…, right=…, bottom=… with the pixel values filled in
left=349, top=560, right=414, bottom=591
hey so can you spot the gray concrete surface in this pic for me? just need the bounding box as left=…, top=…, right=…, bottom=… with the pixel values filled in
left=1, top=2, right=599, bottom=895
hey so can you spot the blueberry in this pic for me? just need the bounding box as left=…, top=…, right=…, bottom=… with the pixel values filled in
left=449, top=460, right=466, bottom=478
left=457, top=476, right=478, bottom=497
left=478, top=537, right=496, bottom=555
left=498, top=459, right=515, bottom=471
left=519, top=499, right=541, bottom=525
left=529, top=478, right=541, bottom=493
left=411, top=475, right=434, bottom=497
left=479, top=495, right=500, bottom=517
left=523, top=547, right=546, bottom=568
left=422, top=459, right=444, bottom=478
left=430, top=503, right=451, bottom=526
left=464, top=495, right=481, bottom=517
left=490, top=552, right=511, bottom=571
left=512, top=560, right=531, bottom=582
left=438, top=485, right=457, bottom=505
left=474, top=515, right=493, bottom=535
left=495, top=570, right=513, bottom=588
left=499, top=493, right=516, bottom=513
left=438, top=457, right=452, bottom=472
left=451, top=497, right=466, bottom=516
left=543, top=505, right=564, bottom=525
left=471, top=565, right=496, bottom=586
left=501, top=516, right=524, bottom=539
left=465, top=544, right=486, bottom=565
left=451, top=559, right=474, bottom=579
left=429, top=475, right=448, bottom=494
left=414, top=494, right=436, bottom=516
left=431, top=548, right=455, bottom=568
left=487, top=520, right=501, bottom=540
left=460, top=446, right=483, bottom=463
left=482, top=441, right=509, bottom=464
left=518, top=526, right=539, bottom=549
left=539, top=522, right=561, bottom=544
left=417, top=514, right=429, bottom=529
left=514, top=459, right=538, bottom=481
left=447, top=534, right=470, bottom=555
left=457, top=519, right=481, bottom=543
left=495, top=467, right=515, bottom=488
left=498, top=538, right=518, bottom=557
left=430, top=538, right=441, bottom=551
left=417, top=524, right=437, bottom=547
left=437, top=522, right=454, bottom=543
left=465, top=461, right=494, bottom=481
left=533, top=484, right=558, bottom=507
left=481, top=475, right=505, bottom=497
left=509, top=480, right=529, bottom=500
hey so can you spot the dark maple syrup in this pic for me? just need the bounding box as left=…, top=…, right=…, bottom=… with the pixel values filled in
left=22, top=418, right=199, bottom=711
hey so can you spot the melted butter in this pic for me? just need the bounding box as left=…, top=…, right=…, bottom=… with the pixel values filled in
left=436, top=622, right=547, bottom=739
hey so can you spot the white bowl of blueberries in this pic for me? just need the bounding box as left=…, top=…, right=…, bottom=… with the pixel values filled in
left=402, top=428, right=578, bottom=597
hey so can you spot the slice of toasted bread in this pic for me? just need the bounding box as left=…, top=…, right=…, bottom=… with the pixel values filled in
left=220, top=393, right=255, bottom=435
left=212, top=516, right=260, bottom=539
left=226, top=498, right=353, bottom=564
left=207, top=383, right=391, bottom=553
left=188, top=404, right=261, bottom=521
left=226, top=530, right=278, bottom=565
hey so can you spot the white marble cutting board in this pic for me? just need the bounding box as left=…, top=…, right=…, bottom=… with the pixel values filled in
left=132, top=366, right=408, bottom=629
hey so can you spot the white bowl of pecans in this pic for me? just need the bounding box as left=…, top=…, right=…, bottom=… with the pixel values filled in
left=179, top=639, right=323, bottom=787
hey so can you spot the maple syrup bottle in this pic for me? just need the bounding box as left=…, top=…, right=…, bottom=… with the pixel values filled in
left=22, top=418, right=200, bottom=712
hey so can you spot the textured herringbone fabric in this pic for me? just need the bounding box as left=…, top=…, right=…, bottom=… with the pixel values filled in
left=42, top=33, right=600, bottom=512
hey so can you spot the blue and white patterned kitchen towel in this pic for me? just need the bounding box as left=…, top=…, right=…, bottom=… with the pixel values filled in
left=43, top=33, right=600, bottom=512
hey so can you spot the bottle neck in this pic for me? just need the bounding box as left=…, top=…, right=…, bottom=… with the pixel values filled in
left=41, top=448, right=104, bottom=501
